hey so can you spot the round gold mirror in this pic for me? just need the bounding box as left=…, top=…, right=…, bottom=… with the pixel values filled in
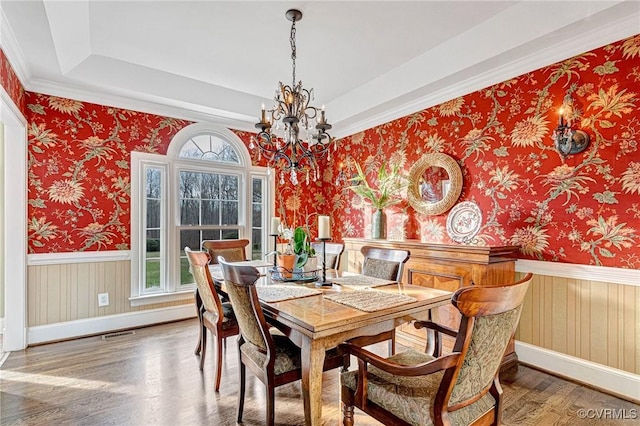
left=407, top=153, right=463, bottom=215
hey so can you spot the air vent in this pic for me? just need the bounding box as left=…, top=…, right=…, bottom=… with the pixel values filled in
left=101, top=330, right=135, bottom=340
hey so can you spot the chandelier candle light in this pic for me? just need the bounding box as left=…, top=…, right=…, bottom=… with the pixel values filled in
left=251, top=9, right=335, bottom=186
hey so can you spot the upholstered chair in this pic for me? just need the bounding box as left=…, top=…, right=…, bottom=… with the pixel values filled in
left=310, top=241, right=345, bottom=270
left=217, top=257, right=344, bottom=426
left=349, top=246, right=411, bottom=355
left=202, top=239, right=250, bottom=264
left=338, top=273, right=533, bottom=426
left=185, top=247, right=239, bottom=391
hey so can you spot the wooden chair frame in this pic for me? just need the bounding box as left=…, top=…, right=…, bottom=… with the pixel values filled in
left=218, top=257, right=345, bottom=426
left=185, top=247, right=239, bottom=391
left=339, top=273, right=533, bottom=426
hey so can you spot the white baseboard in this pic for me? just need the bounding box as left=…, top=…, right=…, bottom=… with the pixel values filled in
left=0, top=317, right=5, bottom=334
left=27, top=305, right=196, bottom=345
left=515, top=341, right=640, bottom=403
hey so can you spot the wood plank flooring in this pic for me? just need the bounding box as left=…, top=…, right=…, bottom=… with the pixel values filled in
left=1, top=319, right=638, bottom=425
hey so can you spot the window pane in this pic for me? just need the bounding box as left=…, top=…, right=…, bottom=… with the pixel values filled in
left=202, top=229, right=219, bottom=241
left=252, top=203, right=262, bottom=227
left=179, top=171, right=201, bottom=198
left=221, top=175, right=238, bottom=200
left=145, top=259, right=161, bottom=289
left=221, top=201, right=238, bottom=225
left=180, top=255, right=192, bottom=285
left=252, top=179, right=262, bottom=203
left=146, top=169, right=162, bottom=198
left=221, top=229, right=239, bottom=239
left=252, top=228, right=262, bottom=260
left=180, top=200, right=200, bottom=225
left=146, top=229, right=161, bottom=257
left=178, top=135, right=240, bottom=164
left=202, top=200, right=219, bottom=225
left=180, top=230, right=200, bottom=253
left=147, top=199, right=161, bottom=228
left=201, top=173, right=218, bottom=199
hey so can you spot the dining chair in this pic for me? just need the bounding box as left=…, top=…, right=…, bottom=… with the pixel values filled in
left=349, top=245, right=411, bottom=355
left=185, top=247, right=239, bottom=391
left=202, top=238, right=250, bottom=264
left=310, top=241, right=345, bottom=270
left=338, top=273, right=533, bottom=426
left=218, top=257, right=345, bottom=426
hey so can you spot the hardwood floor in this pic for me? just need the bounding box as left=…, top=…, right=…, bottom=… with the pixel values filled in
left=1, top=319, right=637, bottom=425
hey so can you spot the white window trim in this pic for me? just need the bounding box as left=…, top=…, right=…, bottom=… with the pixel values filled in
left=130, top=124, right=273, bottom=306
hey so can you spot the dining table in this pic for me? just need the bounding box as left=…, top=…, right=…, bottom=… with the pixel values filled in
left=208, top=263, right=452, bottom=426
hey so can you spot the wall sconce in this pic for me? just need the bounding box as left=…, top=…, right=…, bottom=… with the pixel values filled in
left=552, top=93, right=590, bottom=158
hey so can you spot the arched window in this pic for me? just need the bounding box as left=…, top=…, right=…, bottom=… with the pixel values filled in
left=130, top=124, right=272, bottom=304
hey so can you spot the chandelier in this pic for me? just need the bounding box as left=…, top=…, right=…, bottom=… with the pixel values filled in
left=250, top=9, right=334, bottom=185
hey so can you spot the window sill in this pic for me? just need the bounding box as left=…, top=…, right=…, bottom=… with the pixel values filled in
left=129, top=290, right=195, bottom=307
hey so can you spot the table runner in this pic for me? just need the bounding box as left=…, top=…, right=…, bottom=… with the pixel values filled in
left=324, top=289, right=417, bottom=312
left=257, top=285, right=322, bottom=303
left=330, top=275, right=396, bottom=289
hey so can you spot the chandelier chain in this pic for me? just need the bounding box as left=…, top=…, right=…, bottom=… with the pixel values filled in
left=290, top=16, right=297, bottom=86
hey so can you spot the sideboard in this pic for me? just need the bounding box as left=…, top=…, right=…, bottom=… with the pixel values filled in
left=342, top=238, right=521, bottom=377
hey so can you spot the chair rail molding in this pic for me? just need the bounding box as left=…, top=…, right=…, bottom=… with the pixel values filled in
left=28, top=250, right=131, bottom=265
left=515, top=259, right=639, bottom=287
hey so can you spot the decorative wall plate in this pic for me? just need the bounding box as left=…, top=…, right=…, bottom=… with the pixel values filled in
left=446, top=201, right=482, bottom=243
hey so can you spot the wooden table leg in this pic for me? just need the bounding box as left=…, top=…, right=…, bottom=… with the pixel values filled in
left=301, top=338, right=326, bottom=426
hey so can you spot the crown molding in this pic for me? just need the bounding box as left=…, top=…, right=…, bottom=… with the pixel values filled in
left=333, top=9, right=640, bottom=140
left=0, top=5, right=30, bottom=87
left=27, top=78, right=258, bottom=133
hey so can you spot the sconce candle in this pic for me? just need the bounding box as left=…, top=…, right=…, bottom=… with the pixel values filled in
left=318, top=215, right=330, bottom=239
left=271, top=217, right=281, bottom=235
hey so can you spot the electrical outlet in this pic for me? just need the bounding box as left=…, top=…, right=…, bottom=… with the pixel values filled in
left=98, top=293, right=109, bottom=307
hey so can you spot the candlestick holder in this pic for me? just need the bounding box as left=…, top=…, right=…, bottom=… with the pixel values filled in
left=270, top=233, right=279, bottom=271
left=315, top=237, right=332, bottom=286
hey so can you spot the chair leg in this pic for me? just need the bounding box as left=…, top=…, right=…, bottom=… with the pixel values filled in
left=199, top=328, right=207, bottom=371
left=388, top=328, right=396, bottom=356
left=214, top=334, right=223, bottom=391
left=342, top=399, right=355, bottom=426
left=194, top=292, right=203, bottom=355
left=237, top=361, right=246, bottom=423
left=266, top=380, right=276, bottom=426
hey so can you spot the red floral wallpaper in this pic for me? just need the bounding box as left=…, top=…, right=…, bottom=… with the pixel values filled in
left=24, top=93, right=265, bottom=253
left=313, top=34, right=640, bottom=269
left=0, top=47, right=26, bottom=114
left=14, top=33, right=640, bottom=269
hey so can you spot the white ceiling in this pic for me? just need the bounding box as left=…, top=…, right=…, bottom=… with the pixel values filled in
left=1, top=1, right=639, bottom=138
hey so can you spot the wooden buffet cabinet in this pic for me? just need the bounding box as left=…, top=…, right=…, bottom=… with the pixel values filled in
left=342, top=238, right=521, bottom=378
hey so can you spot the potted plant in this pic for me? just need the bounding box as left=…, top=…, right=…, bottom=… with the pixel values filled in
left=347, top=161, right=406, bottom=239
left=292, top=225, right=317, bottom=271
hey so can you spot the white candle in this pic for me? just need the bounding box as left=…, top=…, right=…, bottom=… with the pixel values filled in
left=271, top=217, right=281, bottom=235
left=318, top=215, right=330, bottom=239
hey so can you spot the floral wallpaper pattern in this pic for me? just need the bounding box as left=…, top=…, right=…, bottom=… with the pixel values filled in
left=24, top=93, right=265, bottom=253
left=314, top=33, right=640, bottom=269
left=6, top=33, right=640, bottom=268
left=0, top=47, right=26, bottom=114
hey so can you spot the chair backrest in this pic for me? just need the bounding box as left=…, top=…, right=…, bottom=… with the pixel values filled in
left=218, top=257, right=273, bottom=354
left=185, top=247, right=224, bottom=316
left=360, top=246, right=410, bottom=282
left=437, top=273, right=533, bottom=420
left=202, top=239, right=250, bottom=264
left=311, top=242, right=345, bottom=270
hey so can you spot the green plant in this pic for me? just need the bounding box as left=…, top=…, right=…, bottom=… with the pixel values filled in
left=292, top=225, right=316, bottom=268
left=347, top=161, right=406, bottom=209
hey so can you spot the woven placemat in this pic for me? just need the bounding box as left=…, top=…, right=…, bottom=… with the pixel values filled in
left=257, top=285, right=321, bottom=303
left=331, top=275, right=396, bottom=289
left=324, top=289, right=417, bottom=312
